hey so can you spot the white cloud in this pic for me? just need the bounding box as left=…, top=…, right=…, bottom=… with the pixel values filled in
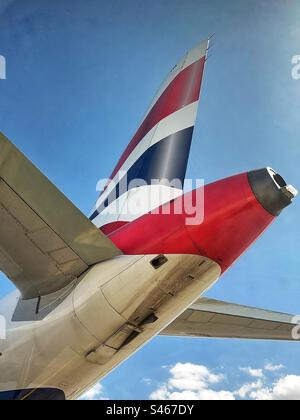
left=168, top=363, right=223, bottom=391
left=272, top=375, right=300, bottom=400
left=79, top=363, right=300, bottom=400
left=235, top=380, right=263, bottom=399
left=80, top=383, right=104, bottom=400
left=264, top=363, right=285, bottom=372
left=150, top=363, right=234, bottom=401
left=149, top=363, right=300, bottom=401
left=239, top=367, right=264, bottom=378
left=255, top=376, right=300, bottom=401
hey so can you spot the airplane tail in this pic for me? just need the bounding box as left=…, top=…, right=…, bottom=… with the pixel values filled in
left=90, top=39, right=209, bottom=234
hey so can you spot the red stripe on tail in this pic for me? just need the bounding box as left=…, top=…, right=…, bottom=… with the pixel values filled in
left=109, top=57, right=206, bottom=181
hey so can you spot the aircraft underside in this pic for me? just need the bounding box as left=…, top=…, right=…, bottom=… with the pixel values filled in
left=0, top=254, right=221, bottom=400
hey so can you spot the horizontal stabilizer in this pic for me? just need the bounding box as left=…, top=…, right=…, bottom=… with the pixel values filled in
left=161, top=298, right=300, bottom=341
left=0, top=133, right=121, bottom=299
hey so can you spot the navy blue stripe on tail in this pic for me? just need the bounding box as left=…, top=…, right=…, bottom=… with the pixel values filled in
left=90, top=126, right=193, bottom=220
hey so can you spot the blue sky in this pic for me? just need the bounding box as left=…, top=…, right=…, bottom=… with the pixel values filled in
left=1, top=0, right=300, bottom=400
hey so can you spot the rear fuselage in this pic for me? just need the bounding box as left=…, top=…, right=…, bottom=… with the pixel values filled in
left=0, top=170, right=281, bottom=400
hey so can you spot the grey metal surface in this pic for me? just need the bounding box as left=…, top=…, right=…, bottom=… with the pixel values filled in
left=161, top=298, right=299, bottom=341
left=12, top=280, right=78, bottom=321
left=0, top=133, right=121, bottom=299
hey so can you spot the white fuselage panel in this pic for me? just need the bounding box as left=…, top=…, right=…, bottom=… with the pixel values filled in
left=0, top=254, right=221, bottom=400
